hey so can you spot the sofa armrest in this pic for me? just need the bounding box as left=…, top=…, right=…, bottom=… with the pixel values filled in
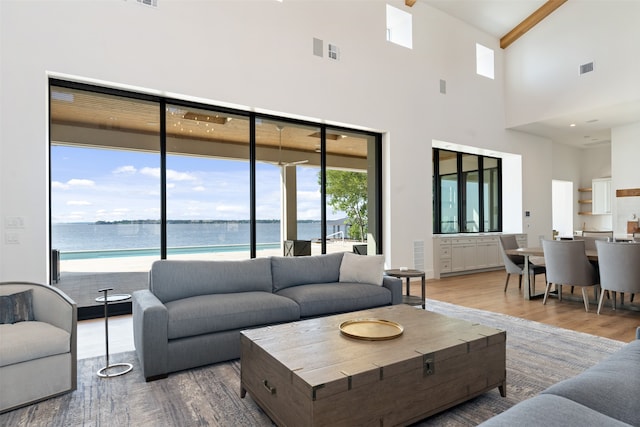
left=132, top=289, right=169, bottom=381
left=382, top=275, right=403, bottom=305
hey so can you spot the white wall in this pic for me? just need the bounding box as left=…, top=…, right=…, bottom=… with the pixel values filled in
left=509, top=0, right=640, bottom=236
left=0, top=0, right=566, bottom=281
left=612, top=122, right=640, bottom=235
left=504, top=1, right=640, bottom=127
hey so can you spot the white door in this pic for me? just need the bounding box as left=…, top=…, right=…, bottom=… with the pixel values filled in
left=552, top=180, right=573, bottom=238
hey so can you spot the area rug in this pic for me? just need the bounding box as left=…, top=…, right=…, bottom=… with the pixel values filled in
left=1, top=300, right=627, bottom=427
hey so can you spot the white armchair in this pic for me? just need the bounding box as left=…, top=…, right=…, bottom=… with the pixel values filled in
left=0, top=282, right=77, bottom=413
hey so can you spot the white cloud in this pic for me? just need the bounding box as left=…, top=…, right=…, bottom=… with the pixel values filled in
left=113, top=165, right=137, bottom=174
left=139, top=167, right=161, bottom=178
left=67, top=200, right=91, bottom=206
left=67, top=178, right=95, bottom=187
left=216, top=204, right=245, bottom=213
left=52, top=181, right=68, bottom=190
left=140, top=167, right=196, bottom=182
left=192, top=186, right=206, bottom=192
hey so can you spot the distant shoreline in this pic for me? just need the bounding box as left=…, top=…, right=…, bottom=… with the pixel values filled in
left=54, top=219, right=329, bottom=225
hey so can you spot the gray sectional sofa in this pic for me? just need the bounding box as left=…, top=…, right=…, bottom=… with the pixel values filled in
left=479, top=328, right=640, bottom=427
left=133, top=252, right=402, bottom=381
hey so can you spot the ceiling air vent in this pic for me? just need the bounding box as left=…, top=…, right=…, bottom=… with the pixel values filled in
left=580, top=62, right=594, bottom=75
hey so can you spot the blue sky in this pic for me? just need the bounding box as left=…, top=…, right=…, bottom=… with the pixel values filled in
left=51, top=146, right=339, bottom=223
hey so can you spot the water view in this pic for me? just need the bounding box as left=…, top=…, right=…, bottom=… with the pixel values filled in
left=53, top=220, right=346, bottom=260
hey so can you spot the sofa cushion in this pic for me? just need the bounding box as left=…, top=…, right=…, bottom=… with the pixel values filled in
left=0, top=321, right=71, bottom=367
left=541, top=339, right=640, bottom=426
left=478, top=394, right=631, bottom=426
left=271, top=252, right=344, bottom=292
left=150, top=258, right=273, bottom=303
left=276, top=282, right=392, bottom=317
left=339, top=252, right=385, bottom=286
left=165, top=291, right=300, bottom=340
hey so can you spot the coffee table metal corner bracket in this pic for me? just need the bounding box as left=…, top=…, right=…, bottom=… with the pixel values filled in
left=385, top=269, right=426, bottom=309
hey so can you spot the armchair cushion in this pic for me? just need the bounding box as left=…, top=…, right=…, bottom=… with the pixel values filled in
left=0, top=321, right=70, bottom=367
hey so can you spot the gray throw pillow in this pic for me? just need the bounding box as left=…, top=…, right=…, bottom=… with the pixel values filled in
left=12, top=289, right=35, bottom=322
left=0, top=295, right=14, bottom=324
left=0, top=289, right=35, bottom=323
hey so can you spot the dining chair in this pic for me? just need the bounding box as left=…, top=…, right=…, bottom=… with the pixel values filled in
left=541, top=239, right=599, bottom=312
left=595, top=240, right=640, bottom=315
left=573, top=235, right=608, bottom=251
left=581, top=230, right=614, bottom=238
left=499, top=235, right=546, bottom=293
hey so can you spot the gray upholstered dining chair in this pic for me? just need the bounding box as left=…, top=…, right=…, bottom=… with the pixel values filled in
left=542, top=239, right=599, bottom=312
left=595, top=240, right=640, bottom=315
left=581, top=230, right=614, bottom=238
left=499, top=235, right=545, bottom=293
left=573, top=235, right=609, bottom=251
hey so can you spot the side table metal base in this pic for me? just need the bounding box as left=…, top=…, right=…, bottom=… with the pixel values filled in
left=96, top=288, right=133, bottom=379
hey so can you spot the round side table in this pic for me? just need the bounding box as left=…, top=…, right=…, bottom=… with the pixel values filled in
left=385, top=269, right=426, bottom=309
left=95, top=288, right=133, bottom=378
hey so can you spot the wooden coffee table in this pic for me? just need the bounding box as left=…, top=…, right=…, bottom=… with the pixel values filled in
left=240, top=304, right=506, bottom=426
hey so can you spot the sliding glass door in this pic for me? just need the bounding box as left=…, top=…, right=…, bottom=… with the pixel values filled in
left=165, top=104, right=250, bottom=259
left=50, top=79, right=383, bottom=317
left=50, top=84, right=161, bottom=316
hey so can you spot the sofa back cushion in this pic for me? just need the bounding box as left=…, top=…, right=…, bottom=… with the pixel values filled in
left=271, top=252, right=344, bottom=292
left=150, top=258, right=273, bottom=303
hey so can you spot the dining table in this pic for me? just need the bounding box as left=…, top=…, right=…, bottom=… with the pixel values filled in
left=505, top=247, right=598, bottom=300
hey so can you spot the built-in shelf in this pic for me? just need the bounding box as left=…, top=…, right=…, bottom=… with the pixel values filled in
left=578, top=188, right=593, bottom=215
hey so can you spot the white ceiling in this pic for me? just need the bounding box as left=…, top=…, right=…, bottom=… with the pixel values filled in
left=419, top=0, right=640, bottom=149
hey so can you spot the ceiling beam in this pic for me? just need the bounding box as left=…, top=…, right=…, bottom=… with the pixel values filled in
left=500, top=0, right=568, bottom=49
left=405, top=0, right=417, bottom=6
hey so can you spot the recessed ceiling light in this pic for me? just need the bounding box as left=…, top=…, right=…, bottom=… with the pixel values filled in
left=569, top=123, right=576, bottom=127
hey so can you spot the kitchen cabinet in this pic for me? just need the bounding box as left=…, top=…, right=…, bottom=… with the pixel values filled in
left=433, top=234, right=526, bottom=279
left=592, top=178, right=611, bottom=215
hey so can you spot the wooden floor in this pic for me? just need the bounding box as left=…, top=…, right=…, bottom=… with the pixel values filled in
left=419, top=269, right=640, bottom=343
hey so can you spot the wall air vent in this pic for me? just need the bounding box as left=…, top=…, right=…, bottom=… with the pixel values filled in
left=413, top=240, right=425, bottom=271
left=136, top=0, right=158, bottom=7
left=328, top=44, right=340, bottom=61
left=580, top=62, right=594, bottom=75
left=439, top=79, right=446, bottom=94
